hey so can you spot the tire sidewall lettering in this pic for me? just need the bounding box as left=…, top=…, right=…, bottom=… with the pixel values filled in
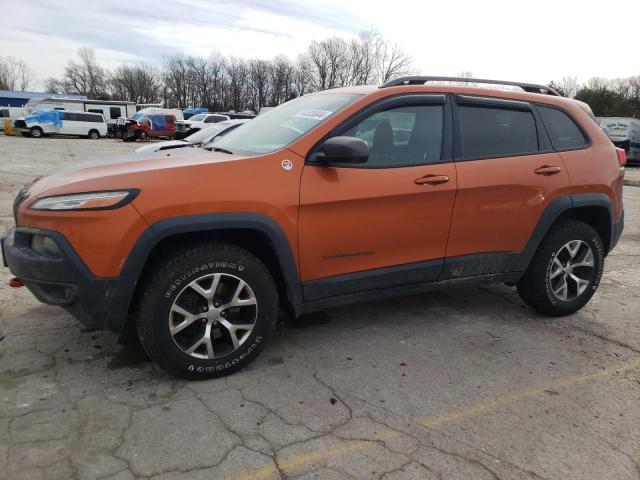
left=186, top=336, right=262, bottom=373
left=164, top=262, right=246, bottom=298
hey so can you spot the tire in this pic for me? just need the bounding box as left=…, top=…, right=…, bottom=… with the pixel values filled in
left=107, top=131, right=115, bottom=138
left=517, top=220, right=605, bottom=316
left=136, top=242, right=278, bottom=379
left=88, top=129, right=100, bottom=140
left=139, top=131, right=148, bottom=142
left=30, top=127, right=43, bottom=138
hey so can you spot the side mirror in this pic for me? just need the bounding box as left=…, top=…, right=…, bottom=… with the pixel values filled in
left=314, top=136, right=368, bottom=164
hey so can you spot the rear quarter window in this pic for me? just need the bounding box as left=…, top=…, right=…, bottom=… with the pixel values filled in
left=537, top=105, right=589, bottom=151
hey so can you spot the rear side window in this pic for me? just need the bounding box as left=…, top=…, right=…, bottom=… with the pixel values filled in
left=64, top=112, right=102, bottom=122
left=458, top=106, right=539, bottom=159
left=110, top=107, right=121, bottom=119
left=88, top=108, right=103, bottom=115
left=537, top=105, right=588, bottom=151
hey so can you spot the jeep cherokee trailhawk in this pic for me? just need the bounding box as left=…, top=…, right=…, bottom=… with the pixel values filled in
left=2, top=76, right=625, bottom=379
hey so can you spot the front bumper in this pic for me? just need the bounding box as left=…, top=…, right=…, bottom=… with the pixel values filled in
left=2, top=228, right=115, bottom=330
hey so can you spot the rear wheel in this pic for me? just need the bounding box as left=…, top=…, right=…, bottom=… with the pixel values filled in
left=30, top=127, right=43, bottom=138
left=517, top=220, right=605, bottom=316
left=136, top=243, right=278, bottom=379
left=139, top=131, right=148, bottom=142
left=88, top=129, right=100, bottom=140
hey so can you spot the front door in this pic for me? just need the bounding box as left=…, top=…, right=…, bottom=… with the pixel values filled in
left=298, top=95, right=457, bottom=299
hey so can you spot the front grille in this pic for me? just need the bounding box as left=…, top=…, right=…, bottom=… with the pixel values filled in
left=14, top=120, right=26, bottom=128
left=13, top=188, right=28, bottom=224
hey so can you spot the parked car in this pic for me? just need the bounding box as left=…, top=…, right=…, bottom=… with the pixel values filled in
left=2, top=76, right=625, bottom=379
left=134, top=120, right=248, bottom=153
left=14, top=109, right=106, bottom=139
left=174, top=113, right=230, bottom=139
left=118, top=108, right=184, bottom=140
left=123, top=113, right=177, bottom=141
left=183, top=107, right=208, bottom=119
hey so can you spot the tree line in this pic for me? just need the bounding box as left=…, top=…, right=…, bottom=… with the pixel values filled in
left=549, top=75, right=640, bottom=117
left=36, top=30, right=413, bottom=113
left=3, top=42, right=639, bottom=118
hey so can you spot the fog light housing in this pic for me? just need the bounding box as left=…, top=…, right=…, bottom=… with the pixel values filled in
left=31, top=235, right=61, bottom=258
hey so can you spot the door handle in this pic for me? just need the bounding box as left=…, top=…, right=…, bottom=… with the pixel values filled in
left=534, top=165, right=562, bottom=176
left=415, top=174, right=449, bottom=185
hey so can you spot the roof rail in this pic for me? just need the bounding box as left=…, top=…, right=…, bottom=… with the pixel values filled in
left=380, top=76, right=561, bottom=96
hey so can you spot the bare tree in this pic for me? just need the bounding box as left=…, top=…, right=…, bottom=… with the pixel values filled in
left=109, top=63, right=161, bottom=103
left=376, top=39, right=413, bottom=84
left=0, top=56, right=33, bottom=91
left=64, top=47, right=108, bottom=97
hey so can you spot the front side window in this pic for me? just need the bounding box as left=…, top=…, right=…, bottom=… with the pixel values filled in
left=538, top=105, right=588, bottom=151
left=341, top=104, right=444, bottom=166
left=214, top=93, right=361, bottom=156
left=458, top=106, right=539, bottom=159
left=189, top=114, right=207, bottom=122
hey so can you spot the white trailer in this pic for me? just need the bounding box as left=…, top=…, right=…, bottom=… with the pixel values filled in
left=597, top=117, right=640, bottom=163
left=24, top=97, right=137, bottom=121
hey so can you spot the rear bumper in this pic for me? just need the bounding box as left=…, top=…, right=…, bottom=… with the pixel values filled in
left=1, top=228, right=119, bottom=331
left=610, top=210, right=624, bottom=252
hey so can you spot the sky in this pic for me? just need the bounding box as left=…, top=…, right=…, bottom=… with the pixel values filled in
left=1, top=0, right=638, bottom=90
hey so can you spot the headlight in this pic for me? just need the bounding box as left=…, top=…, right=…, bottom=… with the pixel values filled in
left=30, top=189, right=139, bottom=211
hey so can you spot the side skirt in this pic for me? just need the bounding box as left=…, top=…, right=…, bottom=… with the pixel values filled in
left=295, top=271, right=522, bottom=316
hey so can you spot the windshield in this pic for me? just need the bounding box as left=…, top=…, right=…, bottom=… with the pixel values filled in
left=213, top=93, right=361, bottom=155
left=189, top=114, right=207, bottom=122
left=185, top=124, right=229, bottom=143
left=131, top=111, right=146, bottom=122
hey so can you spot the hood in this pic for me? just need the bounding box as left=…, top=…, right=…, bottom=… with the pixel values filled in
left=134, top=140, right=189, bottom=153
left=23, top=148, right=247, bottom=200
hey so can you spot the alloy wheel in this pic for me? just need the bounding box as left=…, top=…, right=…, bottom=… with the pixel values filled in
left=168, top=273, right=258, bottom=359
left=548, top=240, right=595, bottom=301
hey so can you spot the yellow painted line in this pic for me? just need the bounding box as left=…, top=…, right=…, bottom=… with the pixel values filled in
left=228, top=357, right=640, bottom=480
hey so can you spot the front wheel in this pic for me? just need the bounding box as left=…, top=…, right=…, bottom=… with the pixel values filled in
left=139, top=131, right=148, bottom=142
left=517, top=220, right=605, bottom=316
left=88, top=129, right=100, bottom=140
left=136, top=243, right=278, bottom=379
left=30, top=127, right=43, bottom=138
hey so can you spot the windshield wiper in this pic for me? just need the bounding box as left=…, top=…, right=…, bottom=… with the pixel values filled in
left=212, top=147, right=233, bottom=154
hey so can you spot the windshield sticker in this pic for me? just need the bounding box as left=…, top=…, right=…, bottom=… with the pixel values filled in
left=293, top=109, right=333, bottom=121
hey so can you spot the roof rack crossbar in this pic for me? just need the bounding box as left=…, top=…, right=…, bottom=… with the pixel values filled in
left=380, top=76, right=561, bottom=96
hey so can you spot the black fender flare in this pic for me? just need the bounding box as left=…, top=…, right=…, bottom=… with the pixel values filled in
left=515, top=193, right=612, bottom=272
left=105, top=213, right=302, bottom=333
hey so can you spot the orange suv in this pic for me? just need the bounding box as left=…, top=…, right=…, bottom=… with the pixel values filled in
left=2, top=77, right=625, bottom=378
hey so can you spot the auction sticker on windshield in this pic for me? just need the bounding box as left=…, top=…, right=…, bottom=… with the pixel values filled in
left=293, top=109, right=333, bottom=121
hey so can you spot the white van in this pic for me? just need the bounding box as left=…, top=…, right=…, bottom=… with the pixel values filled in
left=24, top=98, right=137, bottom=121
left=15, top=110, right=107, bottom=139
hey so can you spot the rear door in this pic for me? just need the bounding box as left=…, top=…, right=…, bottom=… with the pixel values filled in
left=298, top=94, right=457, bottom=298
left=443, top=95, right=569, bottom=278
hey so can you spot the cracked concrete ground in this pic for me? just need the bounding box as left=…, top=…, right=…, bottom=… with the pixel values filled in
left=1, top=135, right=640, bottom=480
